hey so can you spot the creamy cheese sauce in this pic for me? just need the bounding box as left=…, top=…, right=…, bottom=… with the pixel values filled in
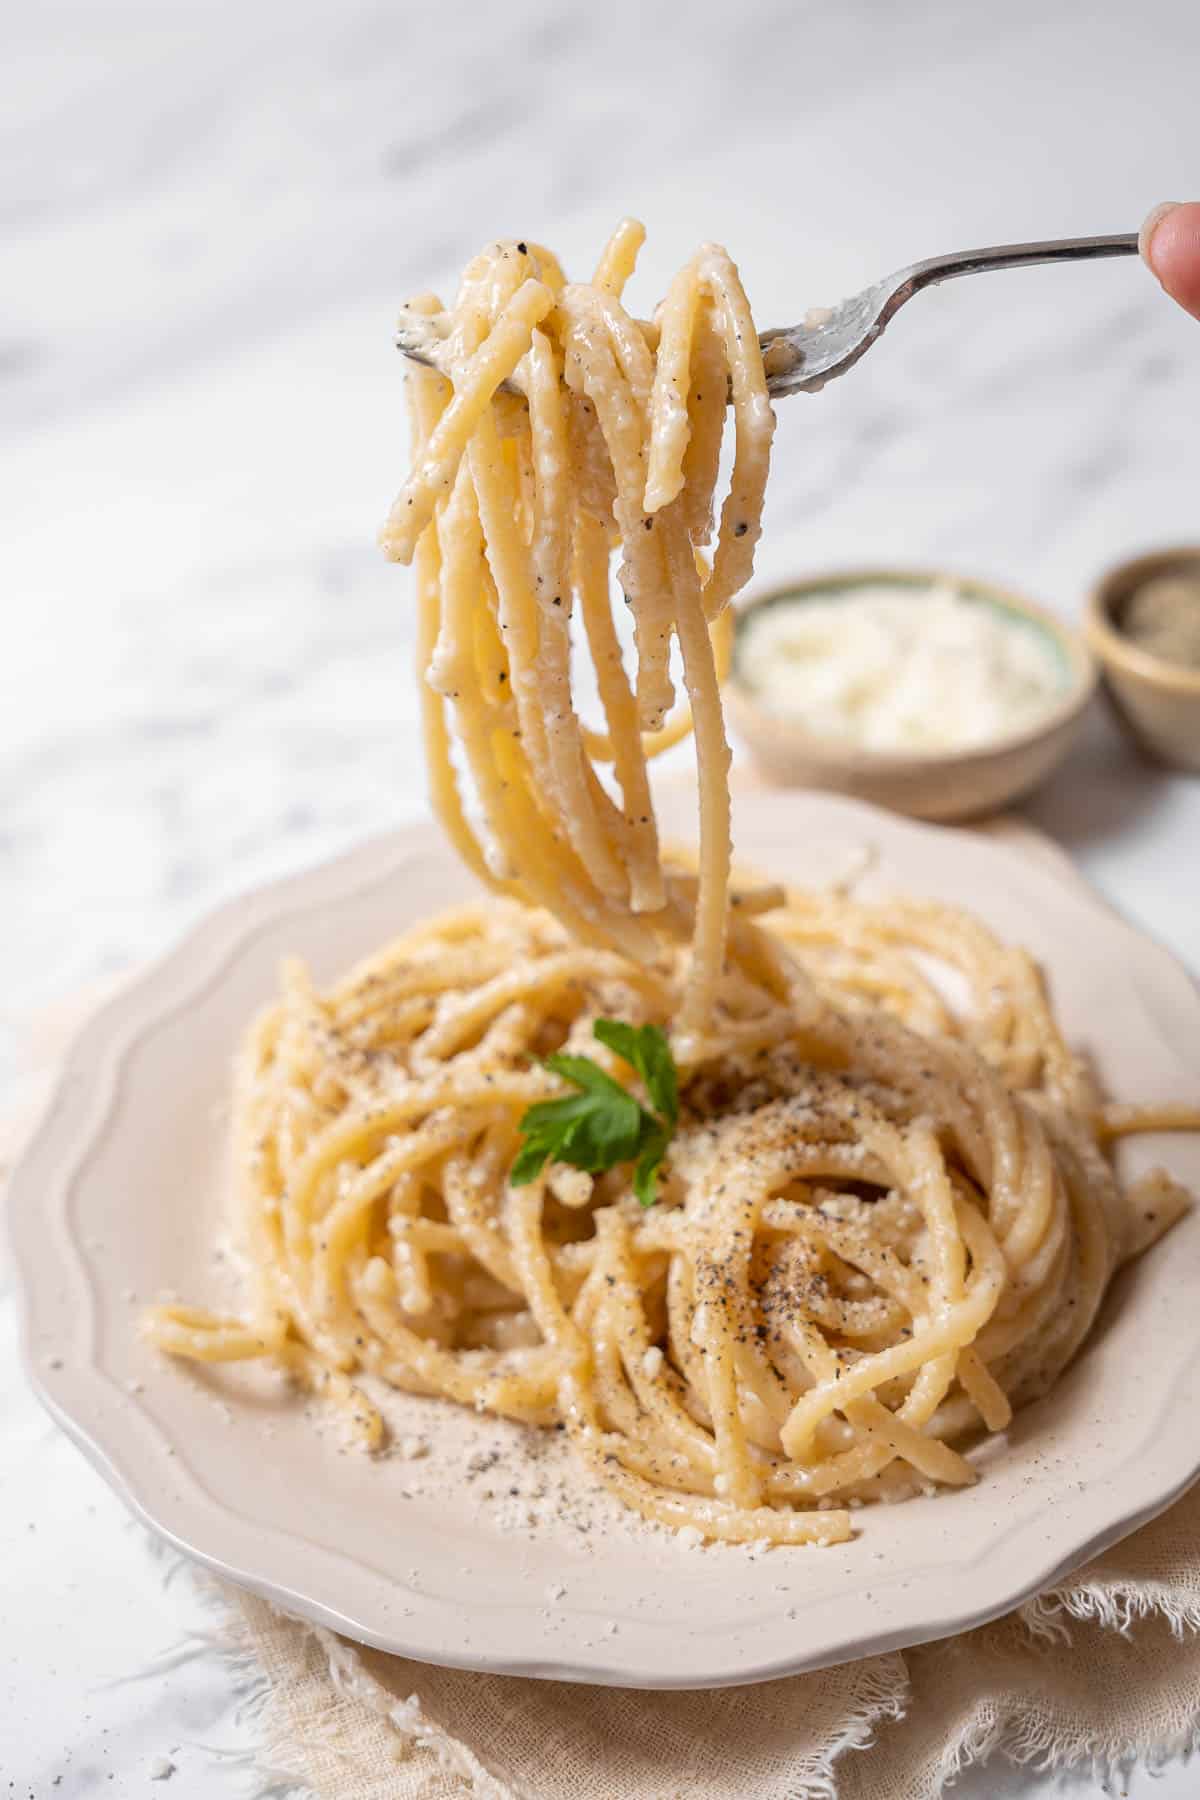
left=735, top=581, right=1067, bottom=752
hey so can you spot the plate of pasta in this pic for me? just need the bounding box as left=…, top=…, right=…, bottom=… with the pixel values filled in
left=11, top=220, right=1200, bottom=1688
left=11, top=791, right=1200, bottom=1686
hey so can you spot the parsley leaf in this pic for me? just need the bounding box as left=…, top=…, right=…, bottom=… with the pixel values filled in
left=541, top=1052, right=635, bottom=1104
left=511, top=1019, right=679, bottom=1206
left=592, top=1020, right=678, bottom=1126
left=514, top=1086, right=643, bottom=1178
left=632, top=1122, right=671, bottom=1207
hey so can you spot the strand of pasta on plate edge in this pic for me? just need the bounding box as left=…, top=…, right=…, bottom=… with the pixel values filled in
left=143, top=221, right=1199, bottom=1547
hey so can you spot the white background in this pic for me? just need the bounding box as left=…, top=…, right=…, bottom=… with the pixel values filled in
left=3, top=0, right=1200, bottom=1792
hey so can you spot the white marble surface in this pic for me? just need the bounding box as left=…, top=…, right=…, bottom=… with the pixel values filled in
left=4, top=0, right=1200, bottom=1792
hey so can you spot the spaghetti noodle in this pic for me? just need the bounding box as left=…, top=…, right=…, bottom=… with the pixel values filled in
left=146, top=223, right=1197, bottom=1546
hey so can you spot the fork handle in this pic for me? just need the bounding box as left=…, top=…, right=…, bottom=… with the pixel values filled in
left=905, top=233, right=1139, bottom=291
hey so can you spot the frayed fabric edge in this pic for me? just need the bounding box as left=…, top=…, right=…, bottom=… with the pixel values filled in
left=191, top=1562, right=516, bottom=1799
left=1035, top=1578, right=1200, bottom=1642
left=319, top=1628, right=513, bottom=1799
left=784, top=1656, right=911, bottom=1800
left=930, top=1703, right=1200, bottom=1797
left=929, top=1577, right=1200, bottom=1796
left=186, top=1568, right=324, bottom=1799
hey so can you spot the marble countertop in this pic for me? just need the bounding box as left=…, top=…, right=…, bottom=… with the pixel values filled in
left=4, top=0, right=1200, bottom=1792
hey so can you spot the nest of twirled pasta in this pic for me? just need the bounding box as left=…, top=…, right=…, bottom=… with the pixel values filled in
left=145, top=886, right=1184, bottom=1545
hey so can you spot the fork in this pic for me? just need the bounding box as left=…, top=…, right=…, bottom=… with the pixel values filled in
left=395, top=233, right=1138, bottom=399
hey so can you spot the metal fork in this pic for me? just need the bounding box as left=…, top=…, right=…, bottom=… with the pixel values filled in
left=395, top=234, right=1139, bottom=399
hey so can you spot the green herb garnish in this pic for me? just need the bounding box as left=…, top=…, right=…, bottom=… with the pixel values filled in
left=511, top=1019, right=679, bottom=1206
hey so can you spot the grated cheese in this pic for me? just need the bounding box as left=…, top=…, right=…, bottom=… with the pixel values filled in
left=736, top=581, right=1066, bottom=752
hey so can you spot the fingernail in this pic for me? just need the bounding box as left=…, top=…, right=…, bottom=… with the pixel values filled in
left=1139, top=202, right=1181, bottom=266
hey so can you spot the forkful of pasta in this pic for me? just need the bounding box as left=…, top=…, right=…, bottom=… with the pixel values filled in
left=379, top=219, right=1146, bottom=1032
left=393, top=230, right=1138, bottom=399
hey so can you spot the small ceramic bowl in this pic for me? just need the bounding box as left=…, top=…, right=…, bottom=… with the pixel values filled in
left=1085, top=547, right=1200, bottom=773
left=725, top=568, right=1097, bottom=822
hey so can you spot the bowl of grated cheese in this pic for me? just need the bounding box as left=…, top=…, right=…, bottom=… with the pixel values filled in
left=725, top=568, right=1096, bottom=820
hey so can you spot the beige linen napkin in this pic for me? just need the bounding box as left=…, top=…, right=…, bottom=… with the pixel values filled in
left=8, top=820, right=1200, bottom=1799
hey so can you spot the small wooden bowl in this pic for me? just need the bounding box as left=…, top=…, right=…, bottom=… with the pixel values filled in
left=1085, top=548, right=1200, bottom=773
left=725, top=568, right=1097, bottom=822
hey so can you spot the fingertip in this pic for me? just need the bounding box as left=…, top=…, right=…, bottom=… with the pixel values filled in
left=1138, top=202, right=1181, bottom=264
left=1140, top=201, right=1200, bottom=321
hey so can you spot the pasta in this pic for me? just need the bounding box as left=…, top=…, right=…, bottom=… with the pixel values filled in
left=377, top=229, right=772, bottom=1040
left=145, top=223, right=1198, bottom=1547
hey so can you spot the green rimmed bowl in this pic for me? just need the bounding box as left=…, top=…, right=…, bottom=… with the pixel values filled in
left=725, top=567, right=1097, bottom=822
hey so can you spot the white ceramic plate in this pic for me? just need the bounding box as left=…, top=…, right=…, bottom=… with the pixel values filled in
left=10, top=790, right=1200, bottom=1689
